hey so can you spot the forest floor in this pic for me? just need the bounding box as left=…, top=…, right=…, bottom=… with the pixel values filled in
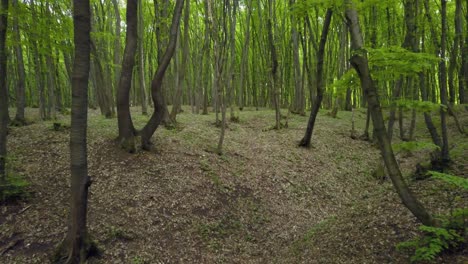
left=1, top=106, right=467, bottom=263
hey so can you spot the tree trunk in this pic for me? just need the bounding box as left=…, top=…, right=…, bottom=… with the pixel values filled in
left=140, top=0, right=184, bottom=151
left=0, top=0, right=8, bottom=189
left=12, top=0, right=26, bottom=125
left=460, top=0, right=468, bottom=104
left=345, top=0, right=435, bottom=227
left=299, top=9, right=333, bottom=147
left=438, top=0, right=450, bottom=163
left=116, top=0, right=138, bottom=153
left=267, top=0, right=281, bottom=129
left=170, top=0, right=189, bottom=122
left=238, top=0, right=252, bottom=111
left=111, top=0, right=121, bottom=99
left=138, top=0, right=148, bottom=115
left=54, top=0, right=95, bottom=262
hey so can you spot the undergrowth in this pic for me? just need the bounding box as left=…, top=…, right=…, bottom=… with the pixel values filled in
left=397, top=171, right=467, bottom=263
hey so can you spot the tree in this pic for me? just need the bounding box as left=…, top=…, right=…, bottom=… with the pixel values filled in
left=344, top=0, right=434, bottom=227
left=116, top=0, right=138, bottom=152
left=12, top=0, right=26, bottom=125
left=299, top=8, right=333, bottom=148
left=54, top=0, right=95, bottom=262
left=140, top=0, right=184, bottom=150
left=0, top=0, right=8, bottom=190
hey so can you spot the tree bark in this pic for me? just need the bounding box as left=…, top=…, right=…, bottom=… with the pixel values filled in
left=116, top=0, right=138, bottom=152
left=12, top=0, right=26, bottom=125
left=0, top=0, right=8, bottom=189
left=299, top=9, right=333, bottom=147
left=345, top=0, right=435, bottom=227
left=140, top=0, right=184, bottom=151
left=438, top=0, right=450, bottom=163
left=170, top=0, right=189, bottom=122
left=54, top=0, right=95, bottom=262
left=138, top=0, right=148, bottom=115
left=111, top=0, right=121, bottom=98
left=267, top=0, right=281, bottom=129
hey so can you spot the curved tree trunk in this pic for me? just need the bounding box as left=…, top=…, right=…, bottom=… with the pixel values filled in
left=140, top=0, right=184, bottom=151
left=54, top=0, right=95, bottom=262
left=299, top=9, right=333, bottom=147
left=116, top=0, right=138, bottom=152
left=345, top=0, right=435, bottom=227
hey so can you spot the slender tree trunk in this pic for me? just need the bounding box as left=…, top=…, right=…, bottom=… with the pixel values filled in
left=438, top=0, right=450, bottom=163
left=419, top=72, right=442, bottom=148
left=140, top=0, right=184, bottom=150
left=460, top=0, right=468, bottom=104
left=111, top=0, right=121, bottom=99
left=12, top=0, right=26, bottom=125
left=345, top=0, right=434, bottom=227
left=116, top=0, right=138, bottom=152
left=170, top=0, right=189, bottom=122
left=0, top=0, right=8, bottom=189
left=90, top=45, right=113, bottom=118
left=267, top=0, right=281, bottom=129
left=138, top=0, right=148, bottom=115
left=201, top=0, right=210, bottom=115
left=54, top=0, right=95, bottom=262
left=299, top=9, right=333, bottom=147
left=238, top=0, right=252, bottom=111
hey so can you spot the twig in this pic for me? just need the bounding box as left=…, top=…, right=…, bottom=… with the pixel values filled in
left=17, top=205, right=32, bottom=215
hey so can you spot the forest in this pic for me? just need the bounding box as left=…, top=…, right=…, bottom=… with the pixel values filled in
left=0, top=0, right=467, bottom=263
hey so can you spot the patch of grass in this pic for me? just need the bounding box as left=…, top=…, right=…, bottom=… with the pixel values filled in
left=131, top=256, right=146, bottom=264
left=290, top=216, right=337, bottom=256
left=451, top=140, right=468, bottom=160
left=200, top=159, right=221, bottom=186
left=1, top=172, right=30, bottom=202
left=107, top=225, right=132, bottom=241
left=198, top=215, right=243, bottom=241
left=1, top=155, right=30, bottom=202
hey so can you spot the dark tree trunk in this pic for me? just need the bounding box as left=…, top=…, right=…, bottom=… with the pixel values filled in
left=461, top=0, right=468, bottom=103
left=91, top=44, right=113, bottom=118
left=419, top=72, right=442, bottom=148
left=137, top=0, right=148, bottom=115
left=54, top=0, right=95, bottom=262
left=345, top=0, right=435, bottom=227
left=267, top=0, right=281, bottom=129
left=299, top=9, right=333, bottom=147
left=12, top=0, right=26, bottom=125
left=116, top=0, right=138, bottom=153
left=0, top=0, right=8, bottom=187
left=439, top=0, right=450, bottom=162
left=140, top=0, right=184, bottom=150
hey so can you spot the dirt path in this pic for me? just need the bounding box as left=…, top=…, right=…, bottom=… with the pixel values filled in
left=1, top=107, right=466, bottom=263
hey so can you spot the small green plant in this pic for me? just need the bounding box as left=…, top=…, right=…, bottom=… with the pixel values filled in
left=1, top=172, right=30, bottom=202
left=397, top=171, right=467, bottom=263
left=397, top=225, right=464, bottom=262
left=131, top=256, right=145, bottom=264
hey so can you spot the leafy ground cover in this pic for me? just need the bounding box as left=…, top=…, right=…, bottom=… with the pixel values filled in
left=0, top=107, right=466, bottom=263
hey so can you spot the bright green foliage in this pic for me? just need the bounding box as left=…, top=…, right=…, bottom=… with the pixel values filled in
left=395, top=99, right=441, bottom=113
left=397, top=225, right=464, bottom=263
left=367, top=46, right=440, bottom=79
left=429, top=171, right=468, bottom=190
left=332, top=69, right=360, bottom=96
left=392, top=141, right=440, bottom=153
